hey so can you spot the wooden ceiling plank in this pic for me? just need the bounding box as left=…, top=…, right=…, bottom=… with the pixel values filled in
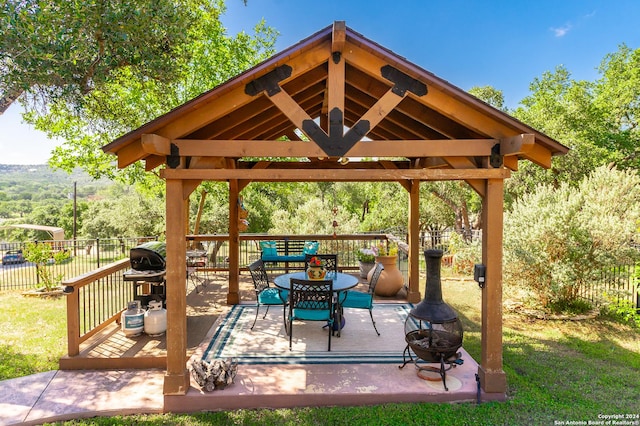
left=347, top=67, right=479, bottom=139
left=162, top=167, right=510, bottom=181
left=156, top=42, right=331, bottom=141
left=344, top=42, right=518, bottom=138
left=345, top=93, right=442, bottom=140
left=355, top=88, right=406, bottom=134
left=268, top=90, right=317, bottom=136
left=194, top=68, right=328, bottom=140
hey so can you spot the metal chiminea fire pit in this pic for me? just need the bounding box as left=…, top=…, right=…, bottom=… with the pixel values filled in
left=399, top=249, right=463, bottom=390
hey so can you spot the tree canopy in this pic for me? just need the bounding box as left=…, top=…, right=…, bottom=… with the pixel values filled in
left=0, top=0, right=202, bottom=114
left=2, top=0, right=277, bottom=182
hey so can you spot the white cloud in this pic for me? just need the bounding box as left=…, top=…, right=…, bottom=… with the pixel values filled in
left=551, top=24, right=572, bottom=37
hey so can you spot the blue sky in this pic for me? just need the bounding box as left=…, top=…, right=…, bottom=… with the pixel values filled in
left=2, top=0, right=640, bottom=164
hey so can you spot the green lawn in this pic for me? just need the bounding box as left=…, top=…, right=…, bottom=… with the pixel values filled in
left=1, top=278, right=639, bottom=425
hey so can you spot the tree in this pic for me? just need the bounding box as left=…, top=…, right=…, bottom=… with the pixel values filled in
left=468, top=85, right=507, bottom=111
left=4, top=1, right=277, bottom=183
left=507, top=45, right=640, bottom=204
left=0, top=0, right=200, bottom=114
left=593, top=44, right=640, bottom=169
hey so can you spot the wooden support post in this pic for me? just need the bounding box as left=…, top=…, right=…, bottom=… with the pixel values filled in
left=478, top=178, right=507, bottom=394
left=227, top=180, right=240, bottom=304
left=163, top=179, right=190, bottom=395
left=407, top=179, right=421, bottom=303
left=65, top=285, right=81, bottom=357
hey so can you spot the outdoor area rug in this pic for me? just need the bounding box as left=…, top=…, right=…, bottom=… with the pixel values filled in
left=202, top=303, right=415, bottom=365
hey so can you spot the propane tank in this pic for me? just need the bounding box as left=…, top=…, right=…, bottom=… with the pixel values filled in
left=121, top=300, right=144, bottom=337
left=144, top=300, right=167, bottom=336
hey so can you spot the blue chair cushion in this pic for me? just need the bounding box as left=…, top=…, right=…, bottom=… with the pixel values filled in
left=303, top=241, right=319, bottom=255
left=259, top=241, right=277, bottom=256
left=292, top=309, right=331, bottom=321
left=258, top=288, right=287, bottom=305
left=340, top=291, right=372, bottom=309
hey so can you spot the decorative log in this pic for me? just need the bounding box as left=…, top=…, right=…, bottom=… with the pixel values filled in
left=190, top=358, right=238, bottom=392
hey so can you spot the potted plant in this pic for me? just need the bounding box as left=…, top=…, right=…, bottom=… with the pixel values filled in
left=22, top=242, right=70, bottom=296
left=368, top=241, right=403, bottom=296
left=306, top=256, right=327, bottom=280
left=355, top=247, right=376, bottom=278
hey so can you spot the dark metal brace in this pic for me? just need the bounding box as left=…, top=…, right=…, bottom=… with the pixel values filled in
left=302, top=108, right=370, bottom=157
left=490, top=143, right=503, bottom=168
left=244, top=65, right=293, bottom=97
left=381, top=65, right=428, bottom=97
left=167, top=143, right=180, bottom=169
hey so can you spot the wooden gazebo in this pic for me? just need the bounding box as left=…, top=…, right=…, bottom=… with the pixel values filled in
left=102, top=22, right=568, bottom=397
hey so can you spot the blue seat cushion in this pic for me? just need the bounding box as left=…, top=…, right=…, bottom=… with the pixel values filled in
left=258, top=288, right=287, bottom=305
left=292, top=309, right=331, bottom=321
left=340, top=291, right=372, bottom=309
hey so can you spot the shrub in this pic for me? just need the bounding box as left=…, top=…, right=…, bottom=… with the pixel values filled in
left=448, top=232, right=481, bottom=274
left=504, top=166, right=640, bottom=311
left=22, top=242, right=70, bottom=291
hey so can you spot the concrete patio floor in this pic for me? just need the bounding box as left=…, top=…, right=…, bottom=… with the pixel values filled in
left=0, top=271, right=506, bottom=425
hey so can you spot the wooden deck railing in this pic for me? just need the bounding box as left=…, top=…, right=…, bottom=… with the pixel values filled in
left=60, top=233, right=408, bottom=369
left=62, top=258, right=132, bottom=357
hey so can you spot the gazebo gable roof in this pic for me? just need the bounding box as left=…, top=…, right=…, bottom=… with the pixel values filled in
left=102, top=21, right=568, bottom=175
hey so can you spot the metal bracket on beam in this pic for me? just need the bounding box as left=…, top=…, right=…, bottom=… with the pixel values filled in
left=244, top=65, right=293, bottom=97
left=332, top=51, right=341, bottom=64
left=167, top=143, right=180, bottom=169
left=302, top=107, right=370, bottom=157
left=381, top=65, right=428, bottom=97
left=490, top=144, right=503, bottom=168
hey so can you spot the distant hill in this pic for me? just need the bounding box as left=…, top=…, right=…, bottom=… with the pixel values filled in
left=0, top=164, right=112, bottom=205
left=0, top=164, right=108, bottom=185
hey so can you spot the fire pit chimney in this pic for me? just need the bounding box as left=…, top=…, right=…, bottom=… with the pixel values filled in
left=411, top=249, right=458, bottom=322
left=400, top=249, right=464, bottom=390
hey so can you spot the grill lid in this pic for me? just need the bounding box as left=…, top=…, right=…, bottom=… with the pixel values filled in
left=130, top=241, right=166, bottom=271
left=410, top=249, right=458, bottom=322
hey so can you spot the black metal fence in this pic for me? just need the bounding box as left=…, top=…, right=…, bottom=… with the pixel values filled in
left=4, top=231, right=638, bottom=310
left=0, top=236, right=157, bottom=291
left=579, top=263, right=640, bottom=311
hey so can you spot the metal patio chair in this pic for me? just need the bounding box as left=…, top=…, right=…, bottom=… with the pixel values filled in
left=339, top=262, right=384, bottom=335
left=288, top=278, right=334, bottom=351
left=248, top=259, right=288, bottom=330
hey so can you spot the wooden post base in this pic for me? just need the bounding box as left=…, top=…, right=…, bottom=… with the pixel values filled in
left=163, top=370, right=190, bottom=395
left=477, top=365, right=507, bottom=394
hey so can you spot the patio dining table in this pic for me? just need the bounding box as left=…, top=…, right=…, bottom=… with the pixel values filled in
left=273, top=271, right=358, bottom=337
